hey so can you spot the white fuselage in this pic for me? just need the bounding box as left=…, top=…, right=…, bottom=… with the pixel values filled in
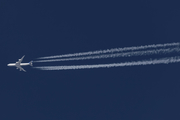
left=7, top=63, right=30, bottom=66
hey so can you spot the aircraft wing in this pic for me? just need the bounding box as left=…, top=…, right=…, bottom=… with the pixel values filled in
left=17, top=66, right=26, bottom=72
left=17, top=55, right=25, bottom=64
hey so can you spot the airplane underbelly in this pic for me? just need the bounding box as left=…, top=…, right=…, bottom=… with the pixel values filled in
left=20, top=63, right=29, bottom=66
left=7, top=63, right=16, bottom=66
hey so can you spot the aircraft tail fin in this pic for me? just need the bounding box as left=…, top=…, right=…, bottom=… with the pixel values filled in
left=29, top=61, right=33, bottom=66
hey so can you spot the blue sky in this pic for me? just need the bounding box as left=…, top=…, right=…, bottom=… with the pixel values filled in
left=1, top=0, right=180, bottom=120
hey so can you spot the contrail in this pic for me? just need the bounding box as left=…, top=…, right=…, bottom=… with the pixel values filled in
left=34, top=48, right=180, bottom=63
left=34, top=56, right=180, bottom=70
left=37, top=42, right=180, bottom=59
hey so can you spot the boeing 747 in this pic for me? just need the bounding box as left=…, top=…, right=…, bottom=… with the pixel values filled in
left=7, top=55, right=33, bottom=72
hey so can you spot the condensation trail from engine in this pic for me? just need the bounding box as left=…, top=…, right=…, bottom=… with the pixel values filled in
left=34, top=56, right=180, bottom=71
left=37, top=42, right=180, bottom=59
left=34, top=48, right=180, bottom=63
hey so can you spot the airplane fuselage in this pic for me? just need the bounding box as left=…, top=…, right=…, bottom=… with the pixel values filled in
left=7, top=63, right=30, bottom=66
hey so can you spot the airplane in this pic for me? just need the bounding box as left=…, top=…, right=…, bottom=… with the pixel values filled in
left=7, top=55, right=33, bottom=72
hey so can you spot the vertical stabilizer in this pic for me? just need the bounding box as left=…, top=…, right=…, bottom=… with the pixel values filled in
left=29, top=61, right=33, bottom=66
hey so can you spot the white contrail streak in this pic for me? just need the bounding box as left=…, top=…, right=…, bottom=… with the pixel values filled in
left=37, top=42, right=180, bottom=59
left=34, top=48, right=180, bottom=63
left=34, top=56, right=180, bottom=70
